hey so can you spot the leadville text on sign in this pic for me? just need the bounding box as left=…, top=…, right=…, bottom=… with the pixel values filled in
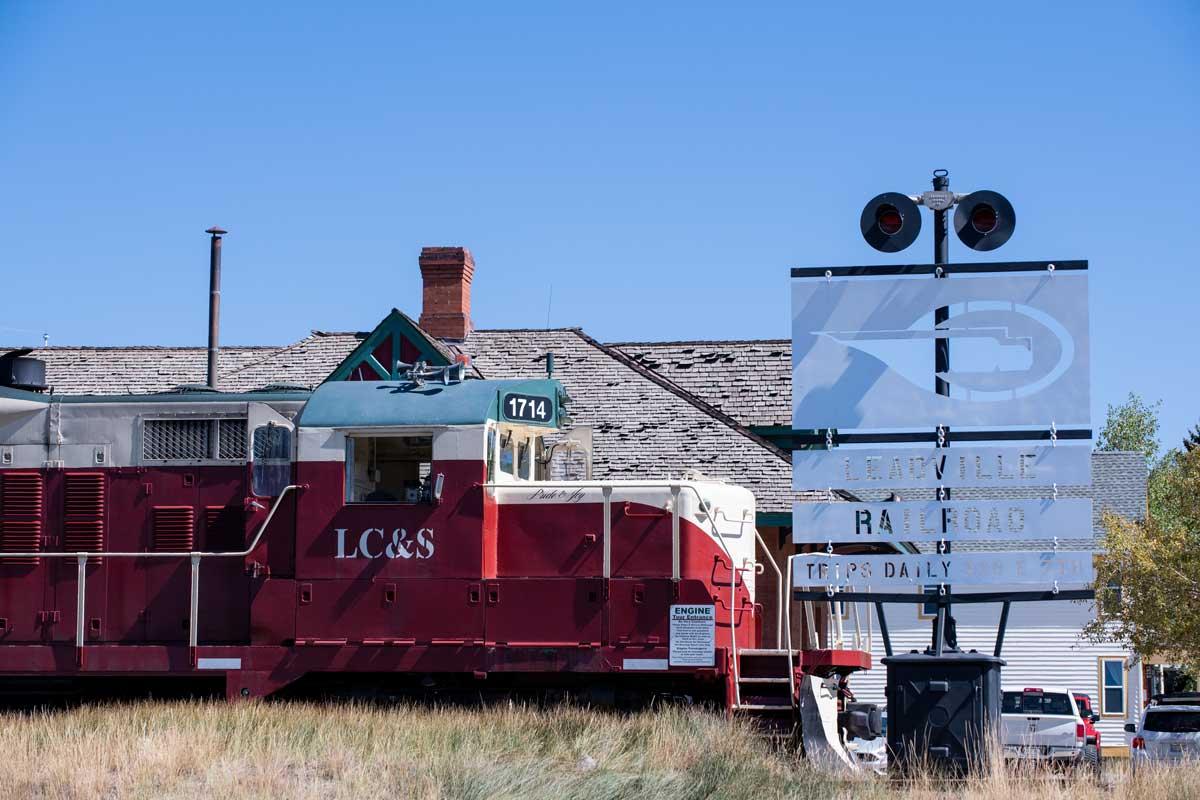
left=792, top=445, right=1091, bottom=491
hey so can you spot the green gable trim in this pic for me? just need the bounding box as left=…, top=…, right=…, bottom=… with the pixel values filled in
left=756, top=512, right=793, bottom=528
left=325, top=309, right=451, bottom=383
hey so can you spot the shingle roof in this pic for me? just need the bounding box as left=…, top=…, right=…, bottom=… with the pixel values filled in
left=0, top=345, right=279, bottom=395
left=218, top=332, right=364, bottom=391
left=610, top=340, right=791, bottom=428
left=460, top=329, right=818, bottom=512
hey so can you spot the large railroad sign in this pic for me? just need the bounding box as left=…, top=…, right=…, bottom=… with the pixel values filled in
left=791, top=261, right=1093, bottom=594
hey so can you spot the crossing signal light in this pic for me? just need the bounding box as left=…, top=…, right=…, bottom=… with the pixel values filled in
left=954, top=190, right=1015, bottom=251
left=860, top=192, right=921, bottom=252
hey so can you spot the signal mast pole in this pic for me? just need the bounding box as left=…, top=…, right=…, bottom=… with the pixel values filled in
left=932, top=169, right=952, bottom=654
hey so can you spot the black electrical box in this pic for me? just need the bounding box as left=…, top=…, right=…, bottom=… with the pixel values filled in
left=884, top=650, right=1004, bottom=773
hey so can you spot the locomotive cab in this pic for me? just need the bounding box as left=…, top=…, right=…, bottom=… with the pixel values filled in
left=283, top=373, right=760, bottom=667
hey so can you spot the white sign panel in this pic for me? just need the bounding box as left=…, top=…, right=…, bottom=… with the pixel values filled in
left=669, top=604, right=715, bottom=667
left=792, top=498, right=1093, bottom=543
left=793, top=445, right=1091, bottom=490
left=792, top=552, right=1094, bottom=589
left=792, top=273, right=1090, bottom=429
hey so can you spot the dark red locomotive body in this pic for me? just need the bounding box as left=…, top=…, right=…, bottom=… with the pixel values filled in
left=0, top=373, right=866, bottom=713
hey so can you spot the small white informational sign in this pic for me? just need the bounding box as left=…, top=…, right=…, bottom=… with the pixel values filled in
left=669, top=604, right=715, bottom=667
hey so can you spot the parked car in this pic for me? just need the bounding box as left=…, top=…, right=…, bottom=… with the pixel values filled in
left=1126, top=693, right=1200, bottom=769
left=846, top=711, right=887, bottom=773
left=1001, top=687, right=1096, bottom=767
left=1072, top=692, right=1103, bottom=764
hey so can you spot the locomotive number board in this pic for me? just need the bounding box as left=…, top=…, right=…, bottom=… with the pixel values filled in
left=502, top=392, right=553, bottom=424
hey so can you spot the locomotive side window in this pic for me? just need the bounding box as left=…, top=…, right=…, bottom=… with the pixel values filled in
left=251, top=424, right=292, bottom=497
left=347, top=435, right=434, bottom=503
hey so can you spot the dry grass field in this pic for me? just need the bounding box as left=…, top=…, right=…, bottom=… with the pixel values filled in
left=0, top=701, right=1196, bottom=800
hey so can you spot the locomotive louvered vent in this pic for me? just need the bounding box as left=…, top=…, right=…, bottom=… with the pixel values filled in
left=0, top=473, right=43, bottom=565
left=152, top=506, right=195, bottom=551
left=143, top=418, right=247, bottom=461
left=205, top=505, right=245, bottom=550
left=1, top=473, right=44, bottom=516
left=64, top=472, right=105, bottom=556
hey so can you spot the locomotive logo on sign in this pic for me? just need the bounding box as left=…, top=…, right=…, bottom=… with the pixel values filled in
left=334, top=527, right=435, bottom=560
left=792, top=272, right=1090, bottom=429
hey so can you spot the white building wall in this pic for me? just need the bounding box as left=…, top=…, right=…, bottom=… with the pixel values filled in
left=845, top=590, right=1140, bottom=751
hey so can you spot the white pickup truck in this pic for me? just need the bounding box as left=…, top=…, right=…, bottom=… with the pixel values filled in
left=1001, top=687, right=1094, bottom=766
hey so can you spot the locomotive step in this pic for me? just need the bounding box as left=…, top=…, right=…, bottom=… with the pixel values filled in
left=731, top=703, right=795, bottom=713
left=736, top=677, right=791, bottom=684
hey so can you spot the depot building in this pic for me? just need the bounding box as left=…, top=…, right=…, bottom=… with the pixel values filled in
left=2, top=245, right=1148, bottom=756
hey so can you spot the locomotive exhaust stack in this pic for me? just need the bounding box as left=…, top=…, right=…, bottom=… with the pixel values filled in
left=205, top=226, right=226, bottom=389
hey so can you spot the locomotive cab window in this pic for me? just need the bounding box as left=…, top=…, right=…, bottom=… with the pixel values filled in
left=347, top=435, right=433, bottom=503
left=489, top=427, right=545, bottom=482
left=251, top=424, right=292, bottom=497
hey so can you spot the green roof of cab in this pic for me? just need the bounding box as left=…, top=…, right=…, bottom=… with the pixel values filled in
left=297, top=378, right=565, bottom=429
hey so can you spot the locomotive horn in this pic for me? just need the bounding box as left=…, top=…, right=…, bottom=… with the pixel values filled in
left=954, top=190, right=1015, bottom=251
left=860, top=192, right=922, bottom=252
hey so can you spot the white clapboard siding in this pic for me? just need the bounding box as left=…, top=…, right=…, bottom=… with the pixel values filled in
left=842, top=590, right=1141, bottom=748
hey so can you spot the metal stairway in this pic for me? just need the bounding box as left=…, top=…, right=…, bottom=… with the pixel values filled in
left=731, top=648, right=797, bottom=738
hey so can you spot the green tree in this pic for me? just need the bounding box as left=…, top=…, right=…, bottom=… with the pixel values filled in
left=1088, top=447, right=1200, bottom=673
left=1095, top=392, right=1181, bottom=521
left=1184, top=423, right=1200, bottom=453
left=1096, top=392, right=1162, bottom=468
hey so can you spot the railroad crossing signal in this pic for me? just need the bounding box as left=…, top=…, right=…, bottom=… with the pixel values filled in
left=860, top=180, right=1016, bottom=253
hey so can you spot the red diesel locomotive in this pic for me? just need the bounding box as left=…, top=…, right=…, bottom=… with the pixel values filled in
left=0, top=356, right=868, bottom=733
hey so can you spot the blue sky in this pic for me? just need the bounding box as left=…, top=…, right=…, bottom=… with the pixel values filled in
left=1, top=2, right=1197, bottom=446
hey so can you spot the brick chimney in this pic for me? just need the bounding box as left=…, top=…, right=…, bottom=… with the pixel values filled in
left=418, top=246, right=474, bottom=340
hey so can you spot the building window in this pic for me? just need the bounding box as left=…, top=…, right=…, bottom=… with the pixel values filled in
left=143, top=418, right=247, bottom=462
left=917, top=586, right=950, bottom=620
left=1100, top=657, right=1126, bottom=716
left=347, top=435, right=433, bottom=503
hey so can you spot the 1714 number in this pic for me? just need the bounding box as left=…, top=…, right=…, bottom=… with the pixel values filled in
left=503, top=393, right=551, bottom=423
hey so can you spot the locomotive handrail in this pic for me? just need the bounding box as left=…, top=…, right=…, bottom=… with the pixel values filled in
left=751, top=528, right=783, bottom=649
left=483, top=480, right=748, bottom=706
left=7, top=484, right=304, bottom=560
left=1, top=484, right=303, bottom=651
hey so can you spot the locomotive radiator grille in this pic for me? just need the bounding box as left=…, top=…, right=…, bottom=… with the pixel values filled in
left=144, top=419, right=211, bottom=461
left=142, top=418, right=248, bottom=461
left=152, top=506, right=195, bottom=551
left=217, top=420, right=247, bottom=460
left=0, top=473, right=43, bottom=565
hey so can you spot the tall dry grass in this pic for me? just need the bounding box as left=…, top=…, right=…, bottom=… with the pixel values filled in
left=0, top=701, right=1195, bottom=800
